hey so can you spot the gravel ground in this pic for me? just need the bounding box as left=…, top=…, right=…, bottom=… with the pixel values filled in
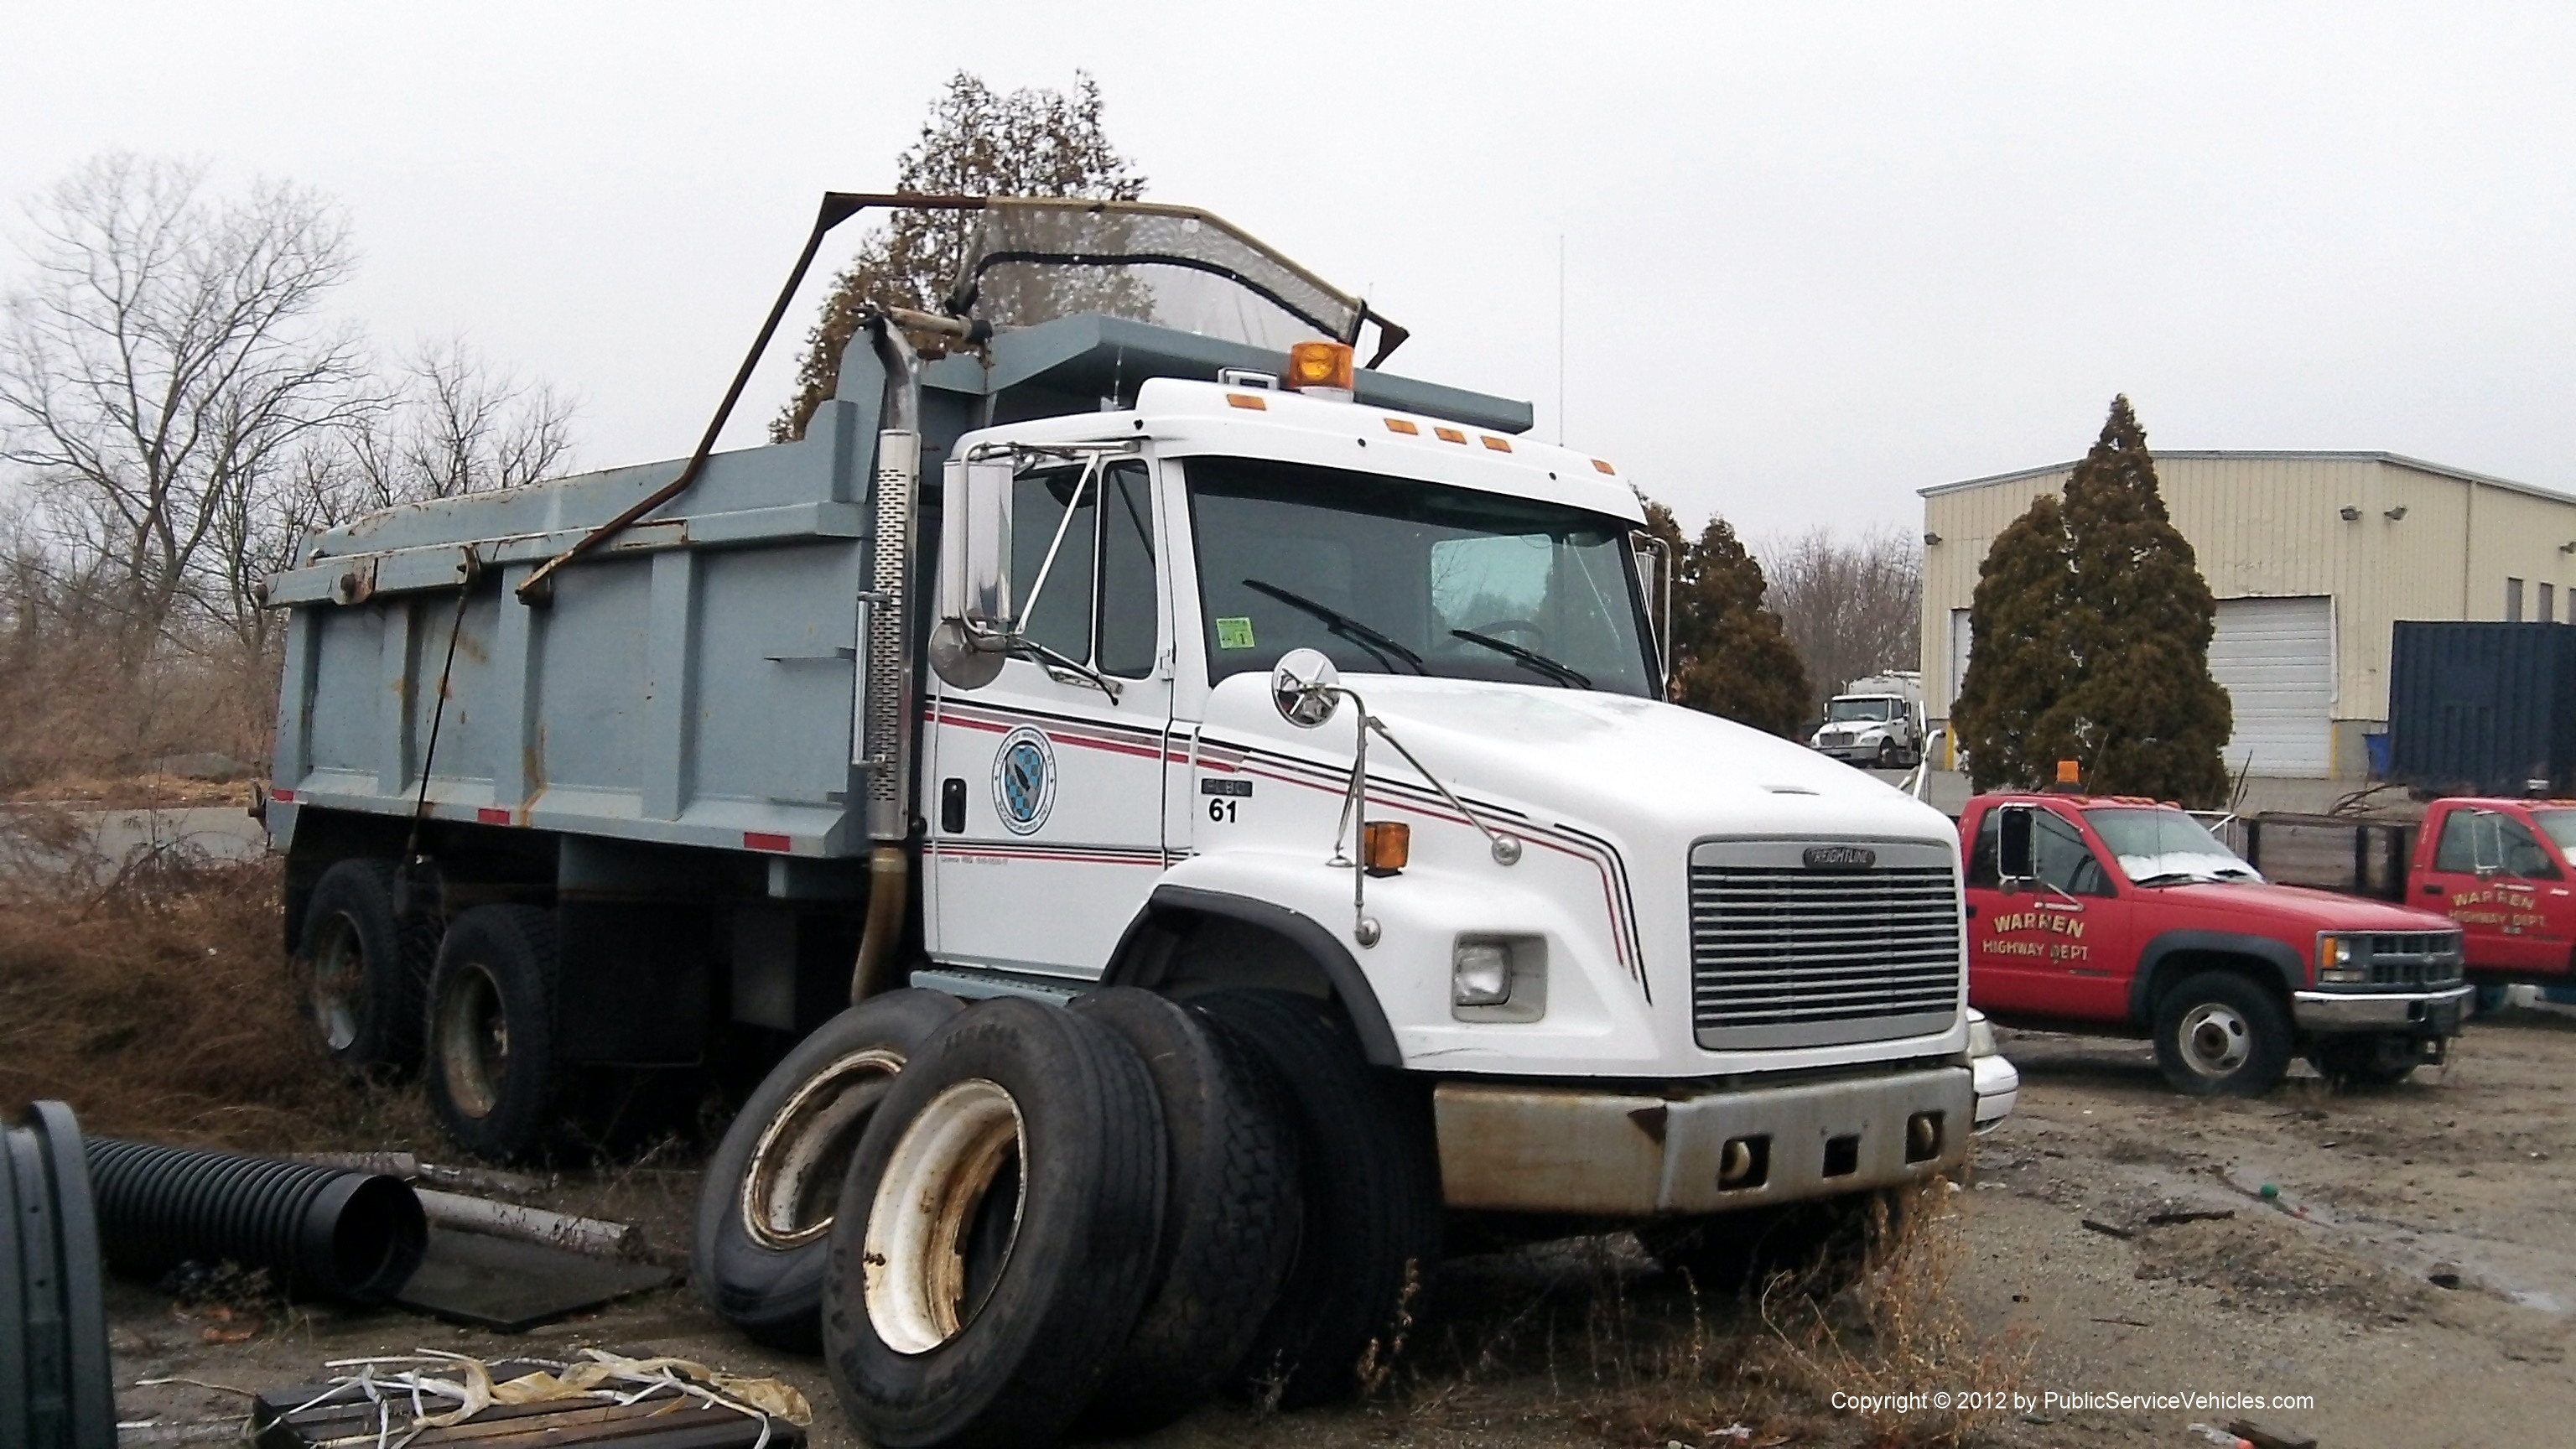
left=103, top=1010, right=2576, bottom=1449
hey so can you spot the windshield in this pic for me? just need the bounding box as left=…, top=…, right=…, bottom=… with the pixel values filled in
left=2084, top=807, right=2262, bottom=885
left=1827, top=698, right=1898, bottom=722
left=1184, top=456, right=1656, bottom=696
left=2531, top=809, right=2576, bottom=855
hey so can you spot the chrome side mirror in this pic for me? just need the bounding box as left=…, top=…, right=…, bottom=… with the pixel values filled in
left=1271, top=647, right=1342, bottom=728
left=1997, top=805, right=2037, bottom=882
left=1629, top=530, right=1672, bottom=688
left=932, top=454, right=1016, bottom=688
left=938, top=454, right=1014, bottom=636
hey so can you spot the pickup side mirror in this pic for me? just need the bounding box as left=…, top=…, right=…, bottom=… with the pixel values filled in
left=2470, top=810, right=2504, bottom=877
left=930, top=454, right=1015, bottom=688
left=1997, top=805, right=2037, bottom=882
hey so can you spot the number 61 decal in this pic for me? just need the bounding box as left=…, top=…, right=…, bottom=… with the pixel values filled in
left=1201, top=776, right=1250, bottom=823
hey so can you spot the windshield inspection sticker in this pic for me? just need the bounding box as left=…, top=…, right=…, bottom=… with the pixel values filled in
left=1214, top=616, right=1257, bottom=649
left=991, top=726, right=1057, bottom=835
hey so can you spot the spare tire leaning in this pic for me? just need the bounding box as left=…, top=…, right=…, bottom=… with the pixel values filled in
left=823, top=995, right=1167, bottom=1449
left=3, top=1102, right=117, bottom=1449
left=1067, top=988, right=1301, bottom=1435
left=1197, top=989, right=1442, bottom=1409
left=693, top=988, right=963, bottom=1350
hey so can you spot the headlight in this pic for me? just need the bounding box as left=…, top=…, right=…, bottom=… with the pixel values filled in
left=2315, top=932, right=2368, bottom=984
left=1452, top=942, right=1513, bottom=1005
left=1966, top=1010, right=1999, bottom=1058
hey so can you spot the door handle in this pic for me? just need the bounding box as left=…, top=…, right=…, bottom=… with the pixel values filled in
left=1965, top=904, right=1976, bottom=918
left=2422, top=884, right=2443, bottom=896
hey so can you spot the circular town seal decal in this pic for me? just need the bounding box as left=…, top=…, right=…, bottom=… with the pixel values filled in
left=991, top=725, right=1057, bottom=835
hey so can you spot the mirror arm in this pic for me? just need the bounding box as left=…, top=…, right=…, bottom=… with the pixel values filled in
left=1015, top=636, right=1122, bottom=704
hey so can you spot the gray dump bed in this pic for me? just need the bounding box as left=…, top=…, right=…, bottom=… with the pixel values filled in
left=267, top=314, right=1530, bottom=860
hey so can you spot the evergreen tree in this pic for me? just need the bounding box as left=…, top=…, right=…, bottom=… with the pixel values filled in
left=1950, top=493, right=2074, bottom=792
left=1950, top=397, right=2231, bottom=804
left=774, top=72, right=1145, bottom=442
left=2038, top=397, right=2232, bottom=803
left=1645, top=501, right=1813, bottom=738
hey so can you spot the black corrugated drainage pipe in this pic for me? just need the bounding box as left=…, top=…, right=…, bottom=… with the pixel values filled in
left=85, top=1137, right=426, bottom=1301
left=3, top=1101, right=119, bottom=1449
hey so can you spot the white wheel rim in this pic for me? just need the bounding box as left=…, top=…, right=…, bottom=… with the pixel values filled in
left=740, top=1046, right=903, bottom=1249
left=2179, top=1002, right=2252, bottom=1077
left=436, top=961, right=509, bottom=1117
left=864, top=1078, right=1026, bottom=1355
left=309, top=912, right=366, bottom=1052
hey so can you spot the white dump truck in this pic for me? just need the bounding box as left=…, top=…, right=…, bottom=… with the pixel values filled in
left=262, top=197, right=2008, bottom=1441
left=1809, top=672, right=1928, bottom=769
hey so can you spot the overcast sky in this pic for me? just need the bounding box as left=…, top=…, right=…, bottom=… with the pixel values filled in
left=7, top=2, right=2574, bottom=542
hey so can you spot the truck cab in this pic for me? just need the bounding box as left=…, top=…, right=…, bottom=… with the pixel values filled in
left=1960, top=793, right=2470, bottom=1092
left=2409, top=797, right=2576, bottom=982
left=1808, top=675, right=1926, bottom=770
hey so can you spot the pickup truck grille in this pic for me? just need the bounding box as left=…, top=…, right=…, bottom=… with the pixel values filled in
left=1688, top=839, right=1962, bottom=1051
left=2365, top=932, right=2465, bottom=988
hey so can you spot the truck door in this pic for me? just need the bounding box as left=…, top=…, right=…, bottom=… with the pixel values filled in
left=1965, top=802, right=2133, bottom=1019
left=924, top=457, right=1173, bottom=981
left=2424, top=806, right=2565, bottom=974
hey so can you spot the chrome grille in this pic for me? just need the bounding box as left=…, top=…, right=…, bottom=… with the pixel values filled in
left=1689, top=839, right=1961, bottom=1051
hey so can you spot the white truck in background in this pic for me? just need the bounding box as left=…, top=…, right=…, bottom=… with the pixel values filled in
left=1810, top=672, right=1928, bottom=770
left=262, top=198, right=2010, bottom=1424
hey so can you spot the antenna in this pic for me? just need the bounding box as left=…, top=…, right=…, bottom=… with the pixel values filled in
left=1555, top=235, right=1566, bottom=444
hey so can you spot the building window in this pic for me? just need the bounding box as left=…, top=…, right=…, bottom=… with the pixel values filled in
left=2507, top=578, right=2525, bottom=621
left=2545, top=583, right=2558, bottom=623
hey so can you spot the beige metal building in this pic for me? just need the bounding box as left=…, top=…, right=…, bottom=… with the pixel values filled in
left=1919, top=451, right=2576, bottom=779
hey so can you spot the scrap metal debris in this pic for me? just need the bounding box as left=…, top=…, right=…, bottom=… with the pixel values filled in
left=247, top=1348, right=810, bottom=1449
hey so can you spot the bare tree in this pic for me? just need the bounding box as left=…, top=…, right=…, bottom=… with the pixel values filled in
left=0, top=154, right=371, bottom=665
left=345, top=338, right=576, bottom=510
left=1760, top=523, right=1922, bottom=713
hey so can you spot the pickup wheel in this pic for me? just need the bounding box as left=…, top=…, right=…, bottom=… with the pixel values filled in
left=691, top=989, right=963, bottom=1351
left=296, top=859, right=436, bottom=1073
left=2153, top=971, right=2291, bottom=1096
left=823, top=998, right=1166, bottom=1449
left=424, top=906, right=562, bottom=1163
left=2307, top=1033, right=2421, bottom=1088
left=1196, top=989, right=1440, bottom=1409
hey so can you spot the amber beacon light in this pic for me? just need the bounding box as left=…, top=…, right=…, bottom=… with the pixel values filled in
left=1285, top=340, right=1356, bottom=396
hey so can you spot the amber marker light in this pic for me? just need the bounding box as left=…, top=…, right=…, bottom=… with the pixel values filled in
left=1434, top=426, right=1467, bottom=444
left=1225, top=392, right=1269, bottom=410
left=1285, top=340, right=1356, bottom=392
left=1384, top=418, right=1420, bottom=434
left=1363, top=820, right=1411, bottom=876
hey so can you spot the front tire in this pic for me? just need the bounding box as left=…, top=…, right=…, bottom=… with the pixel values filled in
left=692, top=989, right=963, bottom=1350
left=2153, top=971, right=2291, bottom=1096
left=1067, top=989, right=1301, bottom=1434
left=296, top=859, right=434, bottom=1072
left=1875, top=738, right=1899, bottom=770
left=1197, top=989, right=1441, bottom=1409
left=424, top=906, right=562, bottom=1162
left=2307, top=1033, right=2422, bottom=1088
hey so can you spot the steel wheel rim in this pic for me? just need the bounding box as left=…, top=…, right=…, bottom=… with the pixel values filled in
left=307, top=912, right=367, bottom=1053
left=863, top=1078, right=1026, bottom=1355
left=740, top=1046, right=905, bottom=1250
left=2179, top=1001, right=2252, bottom=1077
left=436, top=961, right=509, bottom=1119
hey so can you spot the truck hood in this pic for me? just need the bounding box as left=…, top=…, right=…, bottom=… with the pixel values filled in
left=1209, top=673, right=1953, bottom=844
left=2138, top=879, right=2459, bottom=932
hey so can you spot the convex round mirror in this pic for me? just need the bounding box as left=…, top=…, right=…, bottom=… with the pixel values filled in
left=1270, top=647, right=1342, bottom=728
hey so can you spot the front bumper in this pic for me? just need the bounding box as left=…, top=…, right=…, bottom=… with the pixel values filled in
left=1432, top=1066, right=1972, bottom=1217
left=1972, top=1052, right=2018, bottom=1133
left=2293, top=984, right=2473, bottom=1036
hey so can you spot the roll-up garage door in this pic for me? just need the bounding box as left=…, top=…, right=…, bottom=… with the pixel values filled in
left=2210, top=596, right=2334, bottom=777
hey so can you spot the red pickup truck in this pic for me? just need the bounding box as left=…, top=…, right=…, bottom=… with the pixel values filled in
left=2243, top=797, right=2576, bottom=987
left=1961, top=794, right=2471, bottom=1095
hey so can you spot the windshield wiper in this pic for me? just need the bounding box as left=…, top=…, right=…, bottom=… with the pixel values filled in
left=2132, top=871, right=2220, bottom=887
left=1242, top=579, right=1427, bottom=675
left=1448, top=628, right=1592, bottom=689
